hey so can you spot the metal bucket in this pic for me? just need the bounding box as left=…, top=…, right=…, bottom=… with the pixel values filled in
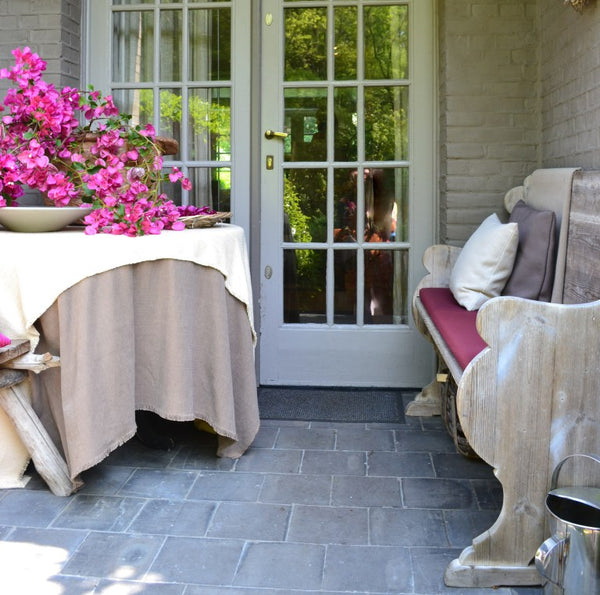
left=535, top=454, right=600, bottom=594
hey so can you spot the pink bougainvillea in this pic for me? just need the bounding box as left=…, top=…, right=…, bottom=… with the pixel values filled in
left=0, top=47, right=192, bottom=236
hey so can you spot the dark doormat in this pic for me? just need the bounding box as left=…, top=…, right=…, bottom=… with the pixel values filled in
left=258, top=387, right=416, bottom=424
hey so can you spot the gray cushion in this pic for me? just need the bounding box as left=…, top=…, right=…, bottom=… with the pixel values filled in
left=502, top=200, right=556, bottom=301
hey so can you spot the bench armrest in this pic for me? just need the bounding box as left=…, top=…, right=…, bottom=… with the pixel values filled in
left=412, top=244, right=461, bottom=334
left=420, top=244, right=462, bottom=289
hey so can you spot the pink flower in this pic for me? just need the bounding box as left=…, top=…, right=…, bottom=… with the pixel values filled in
left=0, top=47, right=195, bottom=235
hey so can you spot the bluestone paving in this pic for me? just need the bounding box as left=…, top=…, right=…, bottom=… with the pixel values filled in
left=0, top=395, right=544, bottom=594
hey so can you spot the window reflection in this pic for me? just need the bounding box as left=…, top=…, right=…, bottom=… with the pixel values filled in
left=365, top=86, right=408, bottom=161
left=283, top=169, right=327, bottom=243
left=187, top=167, right=230, bottom=212
left=285, top=8, right=327, bottom=82
left=334, top=250, right=357, bottom=324
left=284, top=88, right=327, bottom=162
left=189, top=9, right=231, bottom=81
left=160, top=10, right=182, bottom=81
left=284, top=249, right=327, bottom=323
left=364, top=249, right=408, bottom=324
left=112, top=11, right=154, bottom=83
left=112, top=88, right=153, bottom=128
left=187, top=88, right=231, bottom=162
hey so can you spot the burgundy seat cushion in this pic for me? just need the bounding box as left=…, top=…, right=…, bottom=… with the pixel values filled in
left=419, top=287, right=487, bottom=370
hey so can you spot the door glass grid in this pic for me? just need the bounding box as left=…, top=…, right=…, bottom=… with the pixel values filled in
left=282, top=1, right=410, bottom=326
left=110, top=0, right=232, bottom=212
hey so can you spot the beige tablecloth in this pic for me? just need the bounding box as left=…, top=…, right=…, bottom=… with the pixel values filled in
left=0, top=225, right=255, bottom=351
left=0, top=225, right=258, bottom=484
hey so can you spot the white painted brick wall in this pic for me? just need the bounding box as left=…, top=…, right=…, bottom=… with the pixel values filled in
left=440, top=0, right=539, bottom=245
left=540, top=0, right=600, bottom=169
left=0, top=0, right=81, bottom=94
left=0, top=0, right=81, bottom=205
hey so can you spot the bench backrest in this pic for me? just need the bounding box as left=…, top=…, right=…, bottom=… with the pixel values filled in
left=505, top=168, right=581, bottom=303
left=563, top=170, right=600, bottom=305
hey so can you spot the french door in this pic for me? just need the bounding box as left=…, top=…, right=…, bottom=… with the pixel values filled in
left=259, top=0, right=436, bottom=386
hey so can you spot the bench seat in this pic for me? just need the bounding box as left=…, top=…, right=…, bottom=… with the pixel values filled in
left=418, top=288, right=486, bottom=371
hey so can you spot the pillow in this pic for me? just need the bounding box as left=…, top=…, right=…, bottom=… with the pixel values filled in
left=450, top=213, right=519, bottom=311
left=502, top=200, right=556, bottom=302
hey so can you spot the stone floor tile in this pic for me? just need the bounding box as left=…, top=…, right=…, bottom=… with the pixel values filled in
left=170, top=444, right=237, bottom=471
left=128, top=499, right=216, bottom=536
left=259, top=419, right=311, bottom=428
left=7, top=526, right=87, bottom=555
left=207, top=501, right=291, bottom=541
left=61, top=531, right=165, bottom=580
left=410, top=546, right=464, bottom=594
left=432, top=453, right=496, bottom=479
left=444, top=509, right=500, bottom=547
left=249, top=425, right=279, bottom=448
left=395, top=428, right=457, bottom=453
left=335, top=427, right=396, bottom=451
left=187, top=588, right=343, bottom=595
left=287, top=504, right=369, bottom=545
left=77, top=464, right=135, bottom=496
left=275, top=426, right=336, bottom=450
left=331, top=475, right=401, bottom=507
left=51, top=494, right=144, bottom=532
left=17, top=575, right=101, bottom=594
left=310, top=421, right=367, bottom=429
left=0, top=490, right=70, bottom=528
left=233, top=542, right=325, bottom=590
left=323, top=544, right=412, bottom=593
left=259, top=473, right=332, bottom=505
left=234, top=447, right=302, bottom=474
left=370, top=507, right=447, bottom=546
left=104, top=439, right=179, bottom=468
left=149, top=536, right=243, bottom=585
left=187, top=471, right=264, bottom=502
left=92, top=580, right=185, bottom=594
left=117, top=468, right=198, bottom=499
left=368, top=450, right=435, bottom=477
left=402, top=477, right=475, bottom=509
left=300, top=450, right=366, bottom=476
left=472, top=478, right=504, bottom=510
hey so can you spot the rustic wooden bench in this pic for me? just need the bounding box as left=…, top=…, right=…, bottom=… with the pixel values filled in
left=406, top=168, right=600, bottom=587
left=0, top=340, right=79, bottom=496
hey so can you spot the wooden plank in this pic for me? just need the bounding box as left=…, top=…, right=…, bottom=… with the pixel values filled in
left=0, top=382, right=80, bottom=497
left=0, top=369, right=27, bottom=390
left=563, top=170, right=600, bottom=304
left=0, top=340, right=30, bottom=365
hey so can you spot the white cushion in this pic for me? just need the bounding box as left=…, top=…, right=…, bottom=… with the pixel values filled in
left=450, top=213, right=519, bottom=311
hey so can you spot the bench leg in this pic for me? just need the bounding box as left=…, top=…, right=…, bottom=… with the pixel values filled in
left=0, top=382, right=81, bottom=496
left=445, top=553, right=541, bottom=587
left=405, top=378, right=442, bottom=416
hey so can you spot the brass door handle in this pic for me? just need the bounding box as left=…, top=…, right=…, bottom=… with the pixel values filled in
left=265, top=129, right=288, bottom=140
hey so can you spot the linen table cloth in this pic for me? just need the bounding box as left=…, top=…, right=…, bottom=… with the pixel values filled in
left=0, top=225, right=258, bottom=486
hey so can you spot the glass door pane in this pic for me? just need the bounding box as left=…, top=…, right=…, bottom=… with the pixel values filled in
left=281, top=2, right=410, bottom=327
left=110, top=0, right=233, bottom=212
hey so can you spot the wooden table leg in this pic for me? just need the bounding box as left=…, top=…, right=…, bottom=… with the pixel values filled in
left=0, top=370, right=81, bottom=496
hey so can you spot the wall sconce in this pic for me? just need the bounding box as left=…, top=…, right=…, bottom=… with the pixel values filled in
left=565, top=0, right=589, bottom=12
